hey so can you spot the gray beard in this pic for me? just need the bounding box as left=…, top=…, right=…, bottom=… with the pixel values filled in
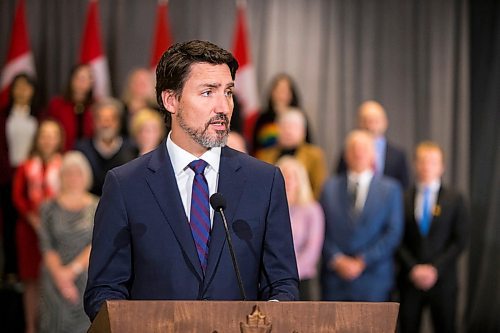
left=96, top=128, right=118, bottom=142
left=176, top=109, right=230, bottom=148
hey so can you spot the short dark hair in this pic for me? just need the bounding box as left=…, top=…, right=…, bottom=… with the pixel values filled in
left=155, top=40, right=239, bottom=124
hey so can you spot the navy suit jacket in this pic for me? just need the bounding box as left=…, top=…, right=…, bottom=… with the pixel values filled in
left=336, top=141, right=410, bottom=189
left=320, top=175, right=403, bottom=301
left=84, top=143, right=299, bottom=320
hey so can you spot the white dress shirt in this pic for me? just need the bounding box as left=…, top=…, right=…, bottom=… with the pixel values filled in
left=415, top=180, right=441, bottom=223
left=166, top=133, right=221, bottom=227
left=347, top=169, right=374, bottom=212
left=6, top=105, right=37, bottom=166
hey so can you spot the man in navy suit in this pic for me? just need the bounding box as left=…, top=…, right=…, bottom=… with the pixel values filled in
left=336, top=100, right=409, bottom=189
left=84, top=40, right=299, bottom=321
left=398, top=142, right=468, bottom=333
left=321, top=130, right=403, bottom=301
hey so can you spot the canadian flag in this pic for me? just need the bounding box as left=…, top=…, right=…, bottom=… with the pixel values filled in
left=79, top=0, right=110, bottom=99
left=232, top=0, right=260, bottom=141
left=150, top=0, right=173, bottom=71
left=0, top=0, right=36, bottom=109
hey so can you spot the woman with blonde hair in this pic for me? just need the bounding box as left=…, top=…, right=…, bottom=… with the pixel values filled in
left=276, top=156, right=325, bottom=300
left=38, top=151, right=98, bottom=333
left=121, top=68, right=158, bottom=137
left=130, top=108, right=165, bottom=156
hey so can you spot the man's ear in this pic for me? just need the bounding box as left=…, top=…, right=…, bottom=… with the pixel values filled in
left=161, top=90, right=178, bottom=115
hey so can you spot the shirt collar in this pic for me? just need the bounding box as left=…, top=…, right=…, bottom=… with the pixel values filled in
left=166, top=132, right=221, bottom=176
left=348, top=169, right=374, bottom=184
left=11, top=104, right=31, bottom=116
left=417, top=179, right=441, bottom=193
left=374, top=136, right=387, bottom=148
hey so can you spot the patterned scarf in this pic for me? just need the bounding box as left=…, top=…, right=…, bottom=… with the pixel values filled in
left=25, top=154, right=62, bottom=210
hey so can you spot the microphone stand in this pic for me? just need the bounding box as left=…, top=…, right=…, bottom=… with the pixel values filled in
left=216, top=207, right=247, bottom=300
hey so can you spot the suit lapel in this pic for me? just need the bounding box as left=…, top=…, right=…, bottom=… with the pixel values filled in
left=428, top=186, right=445, bottom=236
left=204, top=147, right=245, bottom=286
left=408, top=187, right=420, bottom=237
left=383, top=143, right=393, bottom=175
left=338, top=176, right=355, bottom=226
left=409, top=186, right=432, bottom=240
left=145, top=143, right=203, bottom=279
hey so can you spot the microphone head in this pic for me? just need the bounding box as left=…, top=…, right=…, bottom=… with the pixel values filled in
left=210, top=193, right=226, bottom=211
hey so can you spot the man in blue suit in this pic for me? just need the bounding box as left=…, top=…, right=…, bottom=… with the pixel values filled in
left=321, top=130, right=403, bottom=301
left=84, top=40, right=299, bottom=321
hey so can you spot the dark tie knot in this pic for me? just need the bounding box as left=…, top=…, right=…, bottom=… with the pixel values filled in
left=189, top=159, right=208, bottom=175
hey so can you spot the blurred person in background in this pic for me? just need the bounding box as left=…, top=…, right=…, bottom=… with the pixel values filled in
left=257, top=108, right=327, bottom=199
left=46, top=64, right=94, bottom=151
left=75, top=98, right=136, bottom=196
left=336, top=100, right=409, bottom=189
left=225, top=94, right=247, bottom=152
left=130, top=108, right=165, bottom=156
left=321, top=130, right=403, bottom=302
left=226, top=131, right=247, bottom=153
left=397, top=142, right=468, bottom=333
left=0, top=73, right=39, bottom=284
left=229, top=94, right=244, bottom=135
left=277, top=156, right=324, bottom=300
left=39, top=151, right=98, bottom=333
left=251, top=73, right=312, bottom=155
left=120, top=68, right=158, bottom=137
left=12, top=119, right=64, bottom=333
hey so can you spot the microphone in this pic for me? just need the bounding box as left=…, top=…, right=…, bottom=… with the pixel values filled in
left=210, top=193, right=246, bottom=300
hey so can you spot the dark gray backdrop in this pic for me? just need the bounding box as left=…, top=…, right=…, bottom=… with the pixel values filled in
left=0, top=0, right=469, bottom=188
left=467, top=0, right=500, bottom=331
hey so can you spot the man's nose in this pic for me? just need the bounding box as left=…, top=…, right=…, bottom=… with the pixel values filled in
left=215, top=94, right=231, bottom=115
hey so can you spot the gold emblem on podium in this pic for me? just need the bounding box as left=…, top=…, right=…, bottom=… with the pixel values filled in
left=240, top=305, right=272, bottom=333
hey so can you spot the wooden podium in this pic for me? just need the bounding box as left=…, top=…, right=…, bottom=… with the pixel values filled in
left=88, top=300, right=399, bottom=333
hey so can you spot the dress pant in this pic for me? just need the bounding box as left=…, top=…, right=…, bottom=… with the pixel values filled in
left=299, top=278, right=315, bottom=301
left=0, top=182, right=18, bottom=277
left=399, top=279, right=457, bottom=333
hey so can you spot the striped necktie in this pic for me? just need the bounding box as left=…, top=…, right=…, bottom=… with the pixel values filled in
left=188, top=159, right=211, bottom=273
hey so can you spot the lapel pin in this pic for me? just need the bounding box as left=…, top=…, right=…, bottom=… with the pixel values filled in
left=433, top=205, right=441, bottom=217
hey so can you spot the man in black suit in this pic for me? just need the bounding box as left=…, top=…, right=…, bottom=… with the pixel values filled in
left=397, top=141, right=468, bottom=333
left=336, top=100, right=409, bottom=189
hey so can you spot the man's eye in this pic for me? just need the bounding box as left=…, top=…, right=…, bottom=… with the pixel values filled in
left=225, top=90, right=234, bottom=97
left=201, top=91, right=211, bottom=97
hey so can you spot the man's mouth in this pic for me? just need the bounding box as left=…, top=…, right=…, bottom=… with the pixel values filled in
left=208, top=116, right=229, bottom=131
